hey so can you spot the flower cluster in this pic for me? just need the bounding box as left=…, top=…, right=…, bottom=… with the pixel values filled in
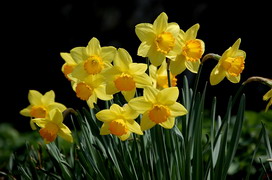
left=20, top=12, right=271, bottom=143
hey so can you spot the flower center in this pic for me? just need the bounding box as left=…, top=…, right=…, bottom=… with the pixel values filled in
left=84, top=55, right=104, bottom=74
left=75, top=82, right=93, bottom=100
left=39, top=122, right=59, bottom=143
left=155, top=32, right=175, bottom=55
left=157, top=74, right=177, bottom=88
left=182, top=39, right=204, bottom=62
left=221, top=56, right=245, bottom=77
left=109, top=119, right=128, bottom=136
left=63, top=64, right=76, bottom=80
left=114, top=73, right=136, bottom=91
left=149, top=104, right=171, bottom=123
left=30, top=106, right=47, bottom=118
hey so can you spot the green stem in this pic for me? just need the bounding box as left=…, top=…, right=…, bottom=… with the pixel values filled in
left=166, top=58, right=172, bottom=87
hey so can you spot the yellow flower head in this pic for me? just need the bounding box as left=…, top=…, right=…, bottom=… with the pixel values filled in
left=170, top=24, right=205, bottom=75
left=210, top=38, right=246, bottom=85
left=128, top=86, right=187, bottom=131
left=149, top=60, right=177, bottom=89
left=135, top=12, right=182, bottom=66
left=96, top=104, right=143, bottom=141
left=32, top=109, right=73, bottom=144
left=104, top=48, right=152, bottom=102
left=70, top=72, right=113, bottom=109
left=20, top=90, right=67, bottom=129
left=60, top=37, right=116, bottom=78
left=263, top=89, right=272, bottom=112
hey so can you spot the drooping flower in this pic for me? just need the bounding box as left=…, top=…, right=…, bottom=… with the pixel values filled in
left=170, top=24, right=205, bottom=75
left=96, top=104, right=143, bottom=141
left=210, top=38, right=246, bottom=85
left=128, top=86, right=187, bottom=131
left=20, top=90, right=66, bottom=129
left=60, top=37, right=116, bottom=78
left=263, top=89, right=272, bottom=112
left=32, top=109, right=73, bottom=144
left=149, top=60, right=177, bottom=89
left=70, top=70, right=113, bottom=108
left=135, top=12, right=182, bottom=66
left=103, top=48, right=152, bottom=102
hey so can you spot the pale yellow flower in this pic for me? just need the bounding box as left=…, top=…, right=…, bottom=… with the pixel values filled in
left=170, top=24, right=205, bottom=75
left=129, top=86, right=187, bottom=130
left=149, top=60, right=177, bottom=89
left=210, top=38, right=246, bottom=85
left=60, top=52, right=78, bottom=80
left=96, top=104, right=143, bottom=141
left=32, top=109, right=73, bottom=144
left=135, top=12, right=182, bottom=66
left=263, top=89, right=272, bottom=112
left=103, top=48, right=152, bottom=102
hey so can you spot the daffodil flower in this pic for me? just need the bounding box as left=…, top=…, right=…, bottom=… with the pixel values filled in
left=128, top=86, right=187, bottom=130
left=20, top=90, right=66, bottom=129
left=103, top=48, right=152, bottom=102
left=96, top=104, right=143, bottom=141
left=210, top=38, right=246, bottom=85
left=32, top=109, right=73, bottom=144
left=263, top=89, right=272, bottom=112
left=149, top=60, right=177, bottom=89
left=60, top=37, right=116, bottom=77
left=170, top=24, right=205, bottom=75
left=135, top=12, right=182, bottom=66
left=60, top=52, right=78, bottom=80
left=70, top=71, right=113, bottom=108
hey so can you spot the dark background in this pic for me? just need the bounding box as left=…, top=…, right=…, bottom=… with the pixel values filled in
left=4, top=0, right=271, bottom=132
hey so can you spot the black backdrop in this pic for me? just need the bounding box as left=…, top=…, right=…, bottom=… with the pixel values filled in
left=4, top=0, right=271, bottom=131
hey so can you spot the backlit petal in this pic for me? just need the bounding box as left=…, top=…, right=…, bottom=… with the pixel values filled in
left=140, top=112, right=156, bottom=131
left=153, top=12, right=168, bottom=34
left=169, top=102, right=188, bottom=117
left=210, top=66, right=226, bottom=85
left=129, top=97, right=152, bottom=113
left=28, top=90, right=42, bottom=105
left=157, top=87, right=179, bottom=105
left=135, top=23, right=156, bottom=43
left=86, top=37, right=101, bottom=56
left=126, top=121, right=143, bottom=135
left=160, top=117, right=175, bottom=129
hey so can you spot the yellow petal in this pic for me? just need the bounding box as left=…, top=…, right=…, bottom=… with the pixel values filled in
left=119, top=132, right=131, bottom=141
left=170, top=55, right=186, bottom=75
left=128, top=97, right=152, bottom=114
left=114, top=48, right=132, bottom=69
left=137, top=41, right=152, bottom=57
left=42, top=90, right=55, bottom=105
left=185, top=59, right=200, bottom=73
left=126, top=121, right=143, bottom=135
left=47, top=103, right=67, bottom=112
left=157, top=87, right=179, bottom=105
left=86, top=37, right=101, bottom=56
left=135, top=23, right=156, bottom=43
left=101, top=46, right=117, bottom=63
left=129, top=63, right=147, bottom=75
left=96, top=109, right=118, bottom=122
left=147, top=45, right=166, bottom=66
left=226, top=74, right=241, bottom=84
left=70, top=47, right=85, bottom=63
left=210, top=65, right=226, bottom=85
left=87, top=93, right=97, bottom=109
left=122, top=104, right=139, bottom=120
left=144, top=86, right=159, bottom=103
left=94, top=85, right=113, bottom=101
left=169, top=102, right=188, bottom=117
left=134, top=74, right=152, bottom=88
left=60, top=52, right=76, bottom=64
left=166, top=22, right=180, bottom=37
left=160, top=117, right=175, bottom=129
left=185, top=23, right=200, bottom=40
left=100, top=123, right=111, bottom=135
left=58, top=124, right=73, bottom=143
left=31, top=118, right=47, bottom=128
left=121, top=89, right=136, bottom=102
left=20, top=106, right=31, bottom=116
left=153, top=12, right=168, bottom=34
left=106, top=81, right=119, bottom=95
left=50, top=109, right=64, bottom=124
left=28, top=90, right=42, bottom=105
left=140, top=112, right=156, bottom=131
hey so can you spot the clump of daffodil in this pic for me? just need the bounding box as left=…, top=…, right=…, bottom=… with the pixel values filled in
left=103, top=48, right=152, bottom=102
left=263, top=89, right=272, bottom=112
left=129, top=86, right=187, bottom=130
left=210, top=38, right=246, bottom=85
left=70, top=69, right=113, bottom=108
left=135, top=12, right=182, bottom=66
left=170, top=24, right=205, bottom=75
left=96, top=104, right=143, bottom=141
left=149, top=60, right=177, bottom=89
left=60, top=37, right=116, bottom=78
left=20, top=90, right=66, bottom=129
left=32, top=109, right=73, bottom=144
